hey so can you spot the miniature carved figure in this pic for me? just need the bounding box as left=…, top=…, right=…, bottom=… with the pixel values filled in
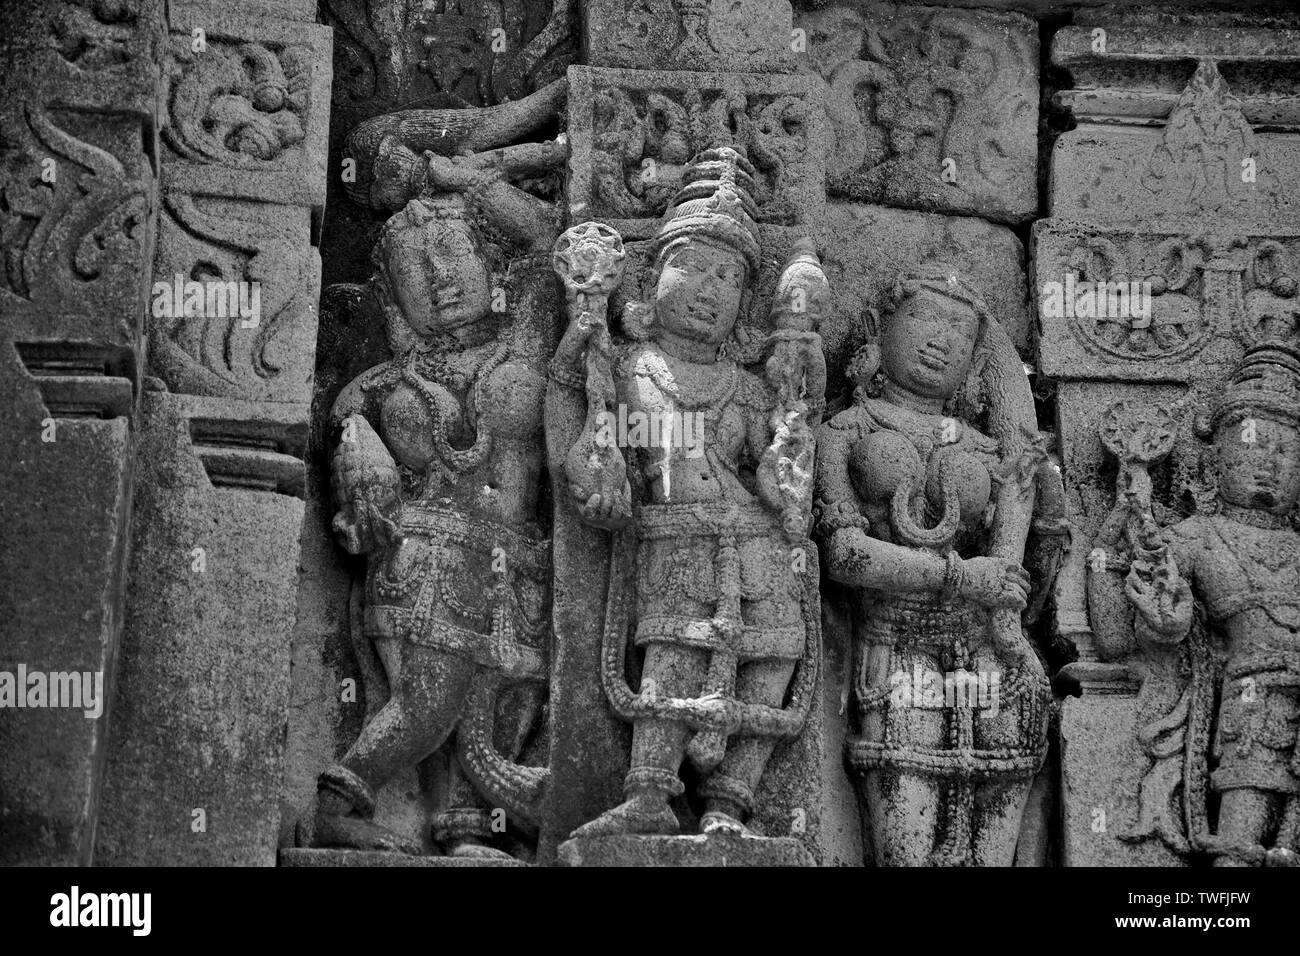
left=816, top=265, right=1050, bottom=865
left=305, top=152, right=560, bottom=858
left=547, top=147, right=825, bottom=840
left=1120, top=343, right=1300, bottom=867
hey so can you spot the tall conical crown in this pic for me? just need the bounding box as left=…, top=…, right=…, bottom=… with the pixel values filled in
left=1212, top=341, right=1300, bottom=430
left=652, top=146, right=761, bottom=272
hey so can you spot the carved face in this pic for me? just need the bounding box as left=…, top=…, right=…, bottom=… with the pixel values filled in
left=879, top=289, right=979, bottom=402
left=1215, top=415, right=1300, bottom=514
left=386, top=224, right=491, bottom=337
left=653, top=240, right=748, bottom=347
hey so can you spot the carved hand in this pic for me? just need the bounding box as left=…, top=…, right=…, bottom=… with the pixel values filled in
left=958, top=556, right=1030, bottom=610
left=1124, top=548, right=1193, bottom=641
left=422, top=151, right=487, bottom=193
left=331, top=415, right=402, bottom=555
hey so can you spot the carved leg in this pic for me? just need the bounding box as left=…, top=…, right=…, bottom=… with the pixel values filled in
left=701, top=658, right=798, bottom=836
left=569, top=644, right=706, bottom=838
left=434, top=680, right=545, bottom=859
left=971, top=779, right=1035, bottom=866
left=311, top=645, right=477, bottom=853
left=858, top=643, right=947, bottom=865
left=1213, top=789, right=1282, bottom=866
left=864, top=769, right=945, bottom=866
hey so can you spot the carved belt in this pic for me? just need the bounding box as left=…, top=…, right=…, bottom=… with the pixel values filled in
left=635, top=500, right=781, bottom=540
left=364, top=605, right=545, bottom=681
left=635, top=615, right=805, bottom=661
left=400, top=502, right=551, bottom=569
left=863, top=594, right=980, bottom=651
left=847, top=741, right=1045, bottom=779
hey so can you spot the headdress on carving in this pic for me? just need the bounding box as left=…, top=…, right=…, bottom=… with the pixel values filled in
left=371, top=195, right=481, bottom=272
left=370, top=196, right=490, bottom=354
left=651, top=146, right=762, bottom=273
left=1210, top=341, right=1300, bottom=432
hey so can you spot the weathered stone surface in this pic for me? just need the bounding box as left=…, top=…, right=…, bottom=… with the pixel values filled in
left=1045, top=19, right=1300, bottom=864
left=151, top=197, right=321, bottom=404
left=584, top=0, right=797, bottom=74
left=0, top=0, right=162, bottom=350
left=162, top=7, right=333, bottom=209
left=0, top=0, right=164, bottom=867
left=797, top=2, right=1039, bottom=223
left=95, top=390, right=306, bottom=865
left=0, top=345, right=132, bottom=866
left=1060, top=693, right=1186, bottom=866
left=280, top=847, right=526, bottom=866
left=566, top=66, right=830, bottom=237
left=557, top=833, right=815, bottom=866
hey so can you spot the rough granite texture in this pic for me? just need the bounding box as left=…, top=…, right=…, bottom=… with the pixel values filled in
left=6, top=0, right=1300, bottom=870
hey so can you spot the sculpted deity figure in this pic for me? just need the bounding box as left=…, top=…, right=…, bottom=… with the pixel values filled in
left=547, top=148, right=826, bottom=840
left=1120, top=342, right=1300, bottom=867
left=305, top=154, right=561, bottom=858
left=815, top=266, right=1050, bottom=865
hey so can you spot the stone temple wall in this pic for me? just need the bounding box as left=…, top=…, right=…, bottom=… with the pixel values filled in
left=4, top=0, right=1300, bottom=868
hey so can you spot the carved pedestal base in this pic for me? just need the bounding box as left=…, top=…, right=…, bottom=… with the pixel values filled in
left=1060, top=686, right=1187, bottom=867
left=557, top=834, right=815, bottom=867
left=279, top=849, right=527, bottom=868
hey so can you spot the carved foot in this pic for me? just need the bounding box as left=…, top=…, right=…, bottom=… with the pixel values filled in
left=1265, top=847, right=1300, bottom=867
left=700, top=810, right=755, bottom=838
left=308, top=814, right=421, bottom=855
left=570, top=794, right=679, bottom=839
left=447, top=841, right=516, bottom=861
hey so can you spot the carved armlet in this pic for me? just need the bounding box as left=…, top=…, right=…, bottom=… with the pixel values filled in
left=816, top=499, right=870, bottom=534
left=548, top=355, right=586, bottom=390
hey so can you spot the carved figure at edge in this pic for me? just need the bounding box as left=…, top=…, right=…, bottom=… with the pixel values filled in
left=1120, top=342, right=1300, bottom=867
left=547, top=147, right=827, bottom=840
left=815, top=266, right=1051, bottom=865
left=306, top=152, right=561, bottom=859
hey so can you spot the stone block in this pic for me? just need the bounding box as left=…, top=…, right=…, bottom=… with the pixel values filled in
left=94, top=390, right=306, bottom=865
left=797, top=2, right=1038, bottom=223
left=1033, top=222, right=1300, bottom=382
left=0, top=342, right=132, bottom=865
left=566, top=65, right=829, bottom=238
left=583, top=0, right=796, bottom=74
left=1060, top=687, right=1186, bottom=867
left=161, top=8, right=333, bottom=210
left=151, top=196, right=320, bottom=404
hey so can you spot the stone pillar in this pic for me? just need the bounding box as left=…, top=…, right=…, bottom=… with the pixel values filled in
left=0, top=0, right=165, bottom=866
left=92, top=0, right=330, bottom=865
left=1041, top=11, right=1300, bottom=865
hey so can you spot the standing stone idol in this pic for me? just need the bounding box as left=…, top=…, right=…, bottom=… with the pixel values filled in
left=547, top=148, right=825, bottom=848
left=815, top=266, right=1050, bottom=865
left=304, top=154, right=561, bottom=859
left=1120, top=343, right=1300, bottom=867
